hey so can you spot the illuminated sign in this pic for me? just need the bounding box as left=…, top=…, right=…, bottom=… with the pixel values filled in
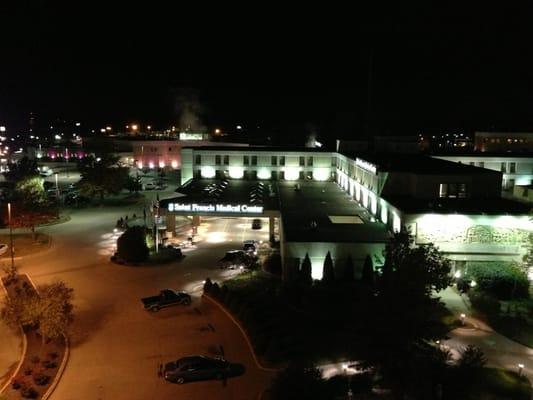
left=355, top=158, right=377, bottom=174
left=179, top=132, right=204, bottom=141
left=168, top=203, right=264, bottom=214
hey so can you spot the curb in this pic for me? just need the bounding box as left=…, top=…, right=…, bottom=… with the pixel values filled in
left=41, top=335, right=69, bottom=400
left=25, top=274, right=71, bottom=400
left=203, top=294, right=278, bottom=373
left=0, top=234, right=55, bottom=262
left=0, top=279, right=28, bottom=395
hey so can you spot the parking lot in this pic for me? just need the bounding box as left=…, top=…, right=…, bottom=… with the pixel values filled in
left=15, top=211, right=273, bottom=400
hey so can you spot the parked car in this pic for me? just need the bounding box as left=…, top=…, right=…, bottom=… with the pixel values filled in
left=141, top=289, right=191, bottom=312
left=0, top=244, right=8, bottom=256
left=251, top=219, right=262, bottom=230
left=162, top=355, right=230, bottom=384
left=243, top=240, right=256, bottom=253
left=218, top=250, right=247, bottom=269
left=39, top=168, right=53, bottom=177
left=144, top=182, right=156, bottom=190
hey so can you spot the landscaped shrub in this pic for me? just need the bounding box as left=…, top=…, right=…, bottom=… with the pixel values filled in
left=469, top=291, right=501, bottom=315
left=210, top=283, right=221, bottom=299
left=322, top=251, right=335, bottom=284
left=203, top=278, right=213, bottom=293
left=116, top=226, right=149, bottom=263
left=465, top=262, right=529, bottom=300
left=300, top=254, right=312, bottom=286
left=30, top=356, right=40, bottom=364
left=33, top=372, right=50, bottom=386
left=20, top=385, right=38, bottom=399
left=42, top=359, right=57, bottom=369
left=457, top=345, right=487, bottom=370
left=263, top=254, right=282, bottom=275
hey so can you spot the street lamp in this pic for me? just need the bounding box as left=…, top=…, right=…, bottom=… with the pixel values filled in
left=55, top=173, right=59, bottom=197
left=7, top=203, right=14, bottom=269
left=460, top=313, right=466, bottom=326
left=518, top=363, right=524, bottom=377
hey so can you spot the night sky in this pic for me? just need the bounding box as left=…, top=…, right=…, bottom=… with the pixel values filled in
left=1, top=3, right=533, bottom=143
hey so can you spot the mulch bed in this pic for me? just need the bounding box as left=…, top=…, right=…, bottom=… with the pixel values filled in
left=1, top=275, right=67, bottom=400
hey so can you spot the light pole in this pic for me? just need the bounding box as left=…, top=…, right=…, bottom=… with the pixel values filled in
left=518, top=363, right=524, bottom=377
left=7, top=203, right=14, bottom=269
left=55, top=173, right=59, bottom=197
left=460, top=313, right=466, bottom=326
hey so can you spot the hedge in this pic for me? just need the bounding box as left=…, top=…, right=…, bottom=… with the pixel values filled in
left=465, top=262, right=529, bottom=300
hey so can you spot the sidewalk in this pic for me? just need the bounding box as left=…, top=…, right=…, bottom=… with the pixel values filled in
left=438, top=287, right=533, bottom=381
left=0, top=296, right=22, bottom=390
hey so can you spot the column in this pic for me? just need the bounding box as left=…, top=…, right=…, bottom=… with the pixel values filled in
left=192, top=215, right=201, bottom=227
left=166, top=215, right=176, bottom=237
left=269, top=216, right=275, bottom=241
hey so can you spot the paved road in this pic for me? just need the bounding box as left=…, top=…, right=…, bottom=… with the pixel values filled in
left=11, top=202, right=273, bottom=400
left=440, top=287, right=533, bottom=380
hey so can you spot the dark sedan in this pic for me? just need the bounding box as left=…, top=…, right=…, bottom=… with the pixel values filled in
left=162, top=355, right=230, bottom=384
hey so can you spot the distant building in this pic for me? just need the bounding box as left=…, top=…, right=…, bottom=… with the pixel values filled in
left=474, top=131, right=533, bottom=153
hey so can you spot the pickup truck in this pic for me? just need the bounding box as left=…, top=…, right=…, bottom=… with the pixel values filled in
left=141, top=289, right=191, bottom=312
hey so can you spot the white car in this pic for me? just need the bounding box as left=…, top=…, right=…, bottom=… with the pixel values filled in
left=144, top=182, right=156, bottom=190
left=40, top=169, right=53, bottom=177
left=0, top=244, right=8, bottom=256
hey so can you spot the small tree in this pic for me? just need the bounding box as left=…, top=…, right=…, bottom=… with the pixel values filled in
left=117, top=226, right=149, bottom=263
left=457, top=345, right=487, bottom=370
left=322, top=251, right=334, bottom=284
left=361, top=254, right=375, bottom=287
left=300, top=253, right=312, bottom=285
left=37, top=282, right=74, bottom=344
left=342, top=255, right=355, bottom=283
left=125, top=175, right=142, bottom=194
left=4, top=156, right=39, bottom=181
left=0, top=283, right=40, bottom=330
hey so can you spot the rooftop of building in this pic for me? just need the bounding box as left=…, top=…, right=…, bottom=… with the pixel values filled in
left=433, top=152, right=533, bottom=158
left=160, top=178, right=390, bottom=244
left=355, top=154, right=502, bottom=175
left=383, top=195, right=531, bottom=215
left=181, top=145, right=332, bottom=153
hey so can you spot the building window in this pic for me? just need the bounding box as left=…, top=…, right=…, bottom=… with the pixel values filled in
left=439, top=183, right=468, bottom=198
left=307, top=156, right=313, bottom=166
left=271, top=156, right=277, bottom=166
left=280, top=156, right=285, bottom=166
left=501, top=162, right=506, bottom=173
left=469, top=162, right=475, bottom=166
left=299, top=170, right=305, bottom=180
left=215, top=155, right=221, bottom=165
left=251, top=156, right=257, bottom=166
left=195, top=155, right=201, bottom=165
left=478, top=162, right=484, bottom=168
left=510, top=162, right=516, bottom=173
left=299, top=156, right=305, bottom=166
left=279, top=171, right=285, bottom=180
left=223, top=155, right=229, bottom=165
left=243, top=155, right=249, bottom=165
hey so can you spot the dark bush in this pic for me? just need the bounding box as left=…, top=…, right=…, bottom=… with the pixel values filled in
left=47, top=351, right=58, bottom=360
left=42, top=359, right=57, bottom=369
left=24, top=368, right=32, bottom=376
left=469, top=291, right=501, bottom=316
left=30, top=356, right=40, bottom=364
left=117, top=226, right=149, bottom=263
left=12, top=378, right=22, bottom=389
left=263, top=254, right=282, bottom=275
left=33, top=372, right=51, bottom=386
left=203, top=278, right=213, bottom=293
left=21, top=385, right=39, bottom=398
left=466, top=262, right=529, bottom=300
left=210, top=283, right=221, bottom=298
left=457, top=345, right=487, bottom=370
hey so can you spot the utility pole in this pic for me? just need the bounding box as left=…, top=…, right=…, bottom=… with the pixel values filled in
left=8, top=203, right=14, bottom=269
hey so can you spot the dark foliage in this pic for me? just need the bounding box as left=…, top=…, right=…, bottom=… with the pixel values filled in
left=117, top=226, right=149, bottom=263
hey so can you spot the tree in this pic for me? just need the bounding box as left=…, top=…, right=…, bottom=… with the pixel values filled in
left=7, top=176, right=56, bottom=240
left=341, top=255, right=355, bottom=283
left=300, top=253, right=312, bottom=285
left=37, top=281, right=74, bottom=344
left=269, top=363, right=327, bottom=400
left=457, top=345, right=487, bottom=370
left=321, top=251, right=334, bottom=284
left=0, top=282, right=40, bottom=330
left=125, top=175, right=142, bottom=194
left=78, top=155, right=129, bottom=202
left=361, top=254, right=374, bottom=287
left=523, top=231, right=533, bottom=269
left=117, top=226, right=149, bottom=263
left=4, top=156, right=39, bottom=181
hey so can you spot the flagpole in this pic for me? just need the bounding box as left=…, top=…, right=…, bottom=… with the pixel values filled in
left=155, top=192, right=159, bottom=253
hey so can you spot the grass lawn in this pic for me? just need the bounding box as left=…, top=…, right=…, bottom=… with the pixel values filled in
left=446, top=368, right=532, bottom=400
left=0, top=233, right=51, bottom=258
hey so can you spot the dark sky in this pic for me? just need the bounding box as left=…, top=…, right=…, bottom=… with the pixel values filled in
left=1, top=3, right=533, bottom=142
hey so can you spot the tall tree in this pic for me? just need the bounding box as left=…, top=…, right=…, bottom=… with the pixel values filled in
left=7, top=176, right=56, bottom=240
left=4, top=156, right=39, bottom=181
left=361, top=254, right=375, bottom=287
left=300, top=253, right=313, bottom=285
left=78, top=155, right=129, bottom=202
left=322, top=251, right=334, bottom=284
left=342, top=255, right=355, bottom=283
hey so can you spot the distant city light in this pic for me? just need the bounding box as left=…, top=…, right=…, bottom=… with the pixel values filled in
left=131, top=124, right=138, bottom=131
left=236, top=125, right=242, bottom=130
left=100, top=128, right=106, bottom=133
left=106, top=126, right=112, bottom=131
left=215, top=128, right=221, bottom=134
left=54, top=134, right=61, bottom=140
left=75, top=122, right=81, bottom=127
left=314, top=140, right=323, bottom=148
left=0, top=126, right=5, bottom=132
left=147, top=125, right=152, bottom=130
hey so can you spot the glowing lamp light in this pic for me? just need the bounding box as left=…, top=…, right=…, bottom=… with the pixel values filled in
left=171, top=160, right=178, bottom=169
left=148, top=161, right=154, bottom=169
left=137, top=161, right=143, bottom=169
left=131, top=124, right=138, bottom=131
left=454, top=271, right=461, bottom=279
left=100, top=128, right=106, bottom=133
left=0, top=126, right=5, bottom=132
left=470, top=280, right=477, bottom=288
left=159, top=161, right=165, bottom=168
left=393, top=212, right=401, bottom=233
left=228, top=167, right=244, bottom=179
left=370, top=194, right=377, bottom=215
left=313, top=168, right=330, bottom=181
left=201, top=166, right=216, bottom=179
left=380, top=204, right=388, bottom=224
left=257, top=169, right=271, bottom=180
left=284, top=167, right=299, bottom=181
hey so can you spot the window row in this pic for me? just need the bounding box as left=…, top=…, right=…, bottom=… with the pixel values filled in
left=439, top=183, right=468, bottom=198
left=194, top=169, right=321, bottom=180
left=194, top=155, right=319, bottom=166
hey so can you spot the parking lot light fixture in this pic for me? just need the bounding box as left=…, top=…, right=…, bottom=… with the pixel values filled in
left=518, top=363, right=524, bottom=376
left=460, top=313, right=466, bottom=326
